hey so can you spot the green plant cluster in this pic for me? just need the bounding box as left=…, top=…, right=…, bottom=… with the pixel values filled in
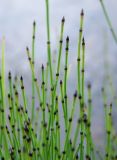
left=0, top=0, right=117, bottom=160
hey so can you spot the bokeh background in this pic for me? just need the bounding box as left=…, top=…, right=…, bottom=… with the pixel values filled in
left=0, top=0, right=117, bottom=149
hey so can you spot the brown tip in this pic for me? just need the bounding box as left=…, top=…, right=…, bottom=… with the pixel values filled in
left=62, top=16, right=65, bottom=23
left=42, top=64, right=44, bottom=70
left=8, top=72, right=11, bottom=79
left=20, top=76, right=23, bottom=81
left=26, top=47, right=29, bottom=51
left=74, top=90, right=77, bottom=98
left=87, top=82, right=91, bottom=89
left=60, top=80, right=63, bottom=85
left=66, top=36, right=69, bottom=42
left=82, top=37, right=85, bottom=46
left=33, top=21, right=36, bottom=26
left=81, top=9, right=84, bottom=16
left=56, top=96, right=58, bottom=101
left=8, top=71, right=11, bottom=76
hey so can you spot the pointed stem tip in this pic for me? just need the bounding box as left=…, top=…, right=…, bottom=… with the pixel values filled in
left=42, top=64, right=44, bottom=70
left=62, top=16, right=65, bottom=23
left=81, top=9, right=84, bottom=16
left=66, top=36, right=69, bottom=42
left=8, top=71, right=11, bottom=76
left=20, top=76, right=23, bottom=81
left=60, top=80, right=63, bottom=85
left=33, top=21, right=36, bottom=26
left=87, top=82, right=91, bottom=89
left=74, top=90, right=77, bottom=98
left=82, top=37, right=85, bottom=46
left=26, top=47, right=29, bottom=51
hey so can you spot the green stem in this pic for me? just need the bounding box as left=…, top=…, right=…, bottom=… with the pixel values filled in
left=31, top=21, right=36, bottom=122
left=45, top=0, right=53, bottom=86
left=63, top=36, right=69, bottom=130
left=99, top=0, right=117, bottom=43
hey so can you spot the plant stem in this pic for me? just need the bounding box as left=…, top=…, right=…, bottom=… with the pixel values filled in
left=31, top=21, right=36, bottom=122
left=99, top=0, right=117, bottom=43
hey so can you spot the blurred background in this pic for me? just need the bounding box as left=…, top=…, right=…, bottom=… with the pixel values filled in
left=0, top=0, right=117, bottom=149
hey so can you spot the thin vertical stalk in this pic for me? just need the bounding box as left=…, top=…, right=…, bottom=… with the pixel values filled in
left=81, top=37, right=85, bottom=104
left=31, top=21, right=36, bottom=122
left=60, top=80, right=66, bottom=126
left=1, top=38, right=5, bottom=127
left=73, top=10, right=85, bottom=160
left=73, top=118, right=80, bottom=149
left=87, top=83, right=92, bottom=123
left=26, top=47, right=42, bottom=103
left=76, top=10, right=85, bottom=159
left=105, top=104, right=112, bottom=160
left=8, top=72, right=15, bottom=124
left=45, top=0, right=53, bottom=86
left=77, top=9, right=84, bottom=97
left=0, top=38, right=9, bottom=159
left=45, top=2, right=54, bottom=158
left=20, top=76, right=27, bottom=110
left=42, top=64, right=46, bottom=123
left=55, top=96, right=60, bottom=156
left=79, top=37, right=85, bottom=160
left=54, top=17, right=65, bottom=91
left=63, top=91, right=77, bottom=159
left=102, top=88, right=111, bottom=160
left=87, top=83, right=95, bottom=159
left=99, top=0, right=117, bottom=43
left=63, top=36, right=69, bottom=130
left=41, top=64, right=48, bottom=159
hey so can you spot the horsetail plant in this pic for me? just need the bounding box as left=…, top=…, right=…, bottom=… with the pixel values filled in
left=0, top=0, right=117, bottom=160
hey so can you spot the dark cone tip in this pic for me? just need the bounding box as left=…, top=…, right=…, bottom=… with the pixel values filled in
left=20, top=76, right=23, bottom=81
left=66, top=36, right=69, bottom=42
left=81, top=9, right=84, bottom=16
left=9, top=71, right=11, bottom=75
left=26, top=47, right=29, bottom=51
left=60, top=80, right=63, bottom=85
left=74, top=90, right=77, bottom=98
left=82, top=37, right=85, bottom=45
left=42, top=64, right=44, bottom=70
left=87, top=82, right=91, bottom=89
left=33, top=21, right=36, bottom=26
left=56, top=96, right=58, bottom=101
left=62, top=16, right=65, bottom=23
